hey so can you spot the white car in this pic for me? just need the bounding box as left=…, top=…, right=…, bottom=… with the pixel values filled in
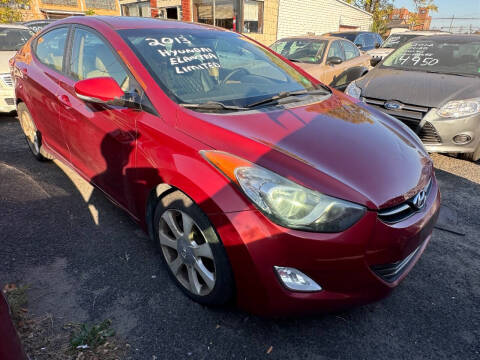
left=368, top=31, right=448, bottom=63
left=0, top=24, right=33, bottom=113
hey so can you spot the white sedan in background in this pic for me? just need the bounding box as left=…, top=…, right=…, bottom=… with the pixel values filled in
left=0, top=24, right=33, bottom=113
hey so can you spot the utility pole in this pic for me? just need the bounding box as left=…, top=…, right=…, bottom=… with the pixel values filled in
left=449, top=15, right=455, bottom=33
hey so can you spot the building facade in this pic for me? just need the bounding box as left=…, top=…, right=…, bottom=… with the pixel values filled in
left=21, top=0, right=121, bottom=20
left=160, top=0, right=372, bottom=45
left=388, top=7, right=432, bottom=31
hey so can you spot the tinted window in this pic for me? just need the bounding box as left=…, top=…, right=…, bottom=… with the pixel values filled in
left=382, top=34, right=417, bottom=49
left=327, top=41, right=345, bottom=61
left=383, top=38, right=480, bottom=76
left=70, top=28, right=131, bottom=91
left=270, top=39, right=328, bottom=63
left=0, top=28, right=33, bottom=51
left=341, top=41, right=359, bottom=60
left=364, top=34, right=375, bottom=48
left=331, top=33, right=357, bottom=42
left=119, top=28, right=317, bottom=107
left=35, top=27, right=68, bottom=72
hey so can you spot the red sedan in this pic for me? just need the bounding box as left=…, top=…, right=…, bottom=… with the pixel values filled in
left=12, top=17, right=440, bottom=316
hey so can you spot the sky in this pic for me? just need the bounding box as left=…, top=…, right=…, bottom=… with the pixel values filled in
left=393, top=0, right=480, bottom=32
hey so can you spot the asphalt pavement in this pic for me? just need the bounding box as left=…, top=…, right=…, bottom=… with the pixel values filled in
left=1, top=114, right=479, bottom=359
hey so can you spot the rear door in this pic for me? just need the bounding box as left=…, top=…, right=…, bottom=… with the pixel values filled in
left=23, top=26, right=70, bottom=160
left=57, top=25, right=141, bottom=211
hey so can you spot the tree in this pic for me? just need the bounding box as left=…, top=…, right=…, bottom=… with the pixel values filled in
left=408, top=0, right=438, bottom=30
left=0, top=0, right=30, bottom=23
left=345, top=0, right=395, bottom=35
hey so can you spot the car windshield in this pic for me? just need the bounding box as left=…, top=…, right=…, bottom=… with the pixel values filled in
left=330, top=33, right=356, bottom=42
left=382, top=38, right=480, bottom=76
left=270, top=39, right=328, bottom=64
left=0, top=28, right=33, bottom=51
left=382, top=34, right=417, bottom=49
left=119, top=28, right=318, bottom=108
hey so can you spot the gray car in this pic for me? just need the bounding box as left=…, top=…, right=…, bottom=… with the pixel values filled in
left=346, top=35, right=480, bottom=162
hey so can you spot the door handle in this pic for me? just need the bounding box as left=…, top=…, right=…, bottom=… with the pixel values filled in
left=58, top=94, right=72, bottom=108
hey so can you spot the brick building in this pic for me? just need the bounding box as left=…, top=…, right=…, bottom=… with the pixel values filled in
left=142, top=0, right=372, bottom=45
left=20, top=0, right=121, bottom=20
left=388, top=7, right=432, bottom=31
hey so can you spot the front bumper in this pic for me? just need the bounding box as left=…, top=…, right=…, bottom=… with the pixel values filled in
left=0, top=87, right=16, bottom=113
left=209, top=177, right=440, bottom=316
left=423, top=112, right=480, bottom=154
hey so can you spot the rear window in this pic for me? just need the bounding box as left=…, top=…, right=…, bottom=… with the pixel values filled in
left=0, top=28, right=34, bottom=51
left=382, top=34, right=417, bottom=49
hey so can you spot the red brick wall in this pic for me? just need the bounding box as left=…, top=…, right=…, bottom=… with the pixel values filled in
left=150, top=0, right=159, bottom=17
left=181, top=0, right=191, bottom=21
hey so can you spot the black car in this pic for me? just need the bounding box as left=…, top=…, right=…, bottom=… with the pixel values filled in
left=325, top=31, right=383, bottom=51
left=346, top=35, right=480, bottom=162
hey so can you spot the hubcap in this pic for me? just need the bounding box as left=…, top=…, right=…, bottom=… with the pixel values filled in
left=158, top=209, right=216, bottom=296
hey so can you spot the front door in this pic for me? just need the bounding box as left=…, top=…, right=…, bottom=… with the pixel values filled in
left=57, top=26, right=140, bottom=212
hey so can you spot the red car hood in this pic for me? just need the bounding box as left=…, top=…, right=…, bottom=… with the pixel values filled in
left=177, top=93, right=433, bottom=210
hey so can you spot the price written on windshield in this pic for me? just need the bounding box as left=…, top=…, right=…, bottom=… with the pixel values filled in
left=396, top=42, right=439, bottom=66
left=398, top=55, right=439, bottom=66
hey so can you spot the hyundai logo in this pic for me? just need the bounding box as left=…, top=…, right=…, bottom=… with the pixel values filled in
left=412, top=190, right=427, bottom=210
left=384, top=101, right=403, bottom=111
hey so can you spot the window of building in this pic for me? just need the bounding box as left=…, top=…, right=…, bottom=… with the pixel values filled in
left=243, top=0, right=263, bottom=33
left=35, top=27, right=68, bottom=72
left=85, top=0, right=117, bottom=10
left=122, top=1, right=150, bottom=17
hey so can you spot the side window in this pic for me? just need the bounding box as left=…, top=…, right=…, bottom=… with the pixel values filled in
left=35, top=27, right=68, bottom=72
left=364, top=34, right=375, bottom=48
left=341, top=41, right=359, bottom=60
left=375, top=34, right=383, bottom=46
left=354, top=34, right=365, bottom=48
left=327, top=41, right=345, bottom=61
left=70, top=28, right=132, bottom=91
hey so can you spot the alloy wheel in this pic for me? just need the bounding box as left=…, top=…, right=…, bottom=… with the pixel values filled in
left=158, top=209, right=216, bottom=296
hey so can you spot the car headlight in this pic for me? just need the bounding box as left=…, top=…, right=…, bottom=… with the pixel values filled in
left=345, top=81, right=362, bottom=99
left=437, top=98, right=480, bottom=118
left=202, top=151, right=366, bottom=232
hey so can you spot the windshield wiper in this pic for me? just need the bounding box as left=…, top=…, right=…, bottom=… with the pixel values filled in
left=180, top=101, right=248, bottom=111
left=245, top=88, right=330, bottom=109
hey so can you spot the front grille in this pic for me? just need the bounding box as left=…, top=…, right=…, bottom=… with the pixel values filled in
left=0, top=73, right=13, bottom=87
left=419, top=121, right=441, bottom=144
left=371, top=242, right=423, bottom=282
left=363, top=97, right=440, bottom=142
left=378, top=179, right=432, bottom=223
left=4, top=98, right=14, bottom=105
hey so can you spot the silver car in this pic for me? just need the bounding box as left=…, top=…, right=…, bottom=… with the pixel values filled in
left=347, top=34, right=480, bottom=162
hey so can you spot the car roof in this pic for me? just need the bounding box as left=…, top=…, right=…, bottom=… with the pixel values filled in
left=275, top=35, right=340, bottom=42
left=50, top=16, right=227, bottom=32
left=327, top=31, right=375, bottom=36
left=0, top=23, right=30, bottom=30
left=411, top=34, right=480, bottom=42
left=391, top=30, right=449, bottom=36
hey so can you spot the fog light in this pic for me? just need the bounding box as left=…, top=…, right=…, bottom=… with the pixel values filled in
left=453, top=134, right=472, bottom=144
left=274, top=266, right=322, bottom=292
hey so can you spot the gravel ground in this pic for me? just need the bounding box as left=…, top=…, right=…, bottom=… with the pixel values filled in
left=1, top=115, right=479, bottom=359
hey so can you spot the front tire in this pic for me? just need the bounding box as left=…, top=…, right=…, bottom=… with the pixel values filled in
left=17, top=102, right=52, bottom=161
left=153, top=190, right=234, bottom=305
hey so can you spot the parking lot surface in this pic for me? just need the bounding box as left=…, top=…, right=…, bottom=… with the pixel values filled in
left=1, top=115, right=479, bottom=359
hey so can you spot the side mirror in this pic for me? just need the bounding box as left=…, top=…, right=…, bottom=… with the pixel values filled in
left=326, top=56, right=343, bottom=65
left=355, top=43, right=363, bottom=49
left=375, top=43, right=381, bottom=49
left=370, top=57, right=382, bottom=67
left=74, top=77, right=124, bottom=104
